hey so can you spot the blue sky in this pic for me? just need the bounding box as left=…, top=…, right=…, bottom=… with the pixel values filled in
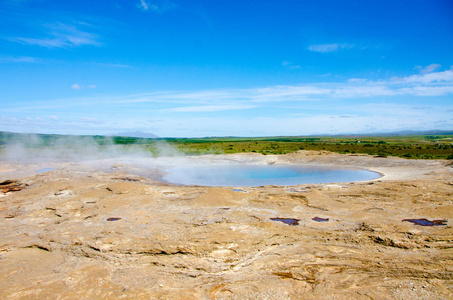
left=0, top=0, right=452, bottom=137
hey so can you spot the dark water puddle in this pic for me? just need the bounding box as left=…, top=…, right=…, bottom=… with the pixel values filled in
left=37, top=168, right=55, bottom=173
left=312, top=217, right=329, bottom=222
left=402, top=218, right=447, bottom=226
left=107, top=217, right=122, bottom=221
left=270, top=218, right=300, bottom=226
left=232, top=189, right=247, bottom=193
left=289, top=188, right=309, bottom=193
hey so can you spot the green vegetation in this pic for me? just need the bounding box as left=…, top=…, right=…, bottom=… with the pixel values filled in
left=162, top=135, right=453, bottom=159
left=1, top=131, right=452, bottom=159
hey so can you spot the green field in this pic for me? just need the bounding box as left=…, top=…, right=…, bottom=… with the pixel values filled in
left=163, top=134, right=453, bottom=159
left=1, top=131, right=452, bottom=159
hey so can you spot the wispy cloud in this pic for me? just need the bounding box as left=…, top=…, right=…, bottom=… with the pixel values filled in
left=3, top=110, right=450, bottom=137
left=0, top=56, right=39, bottom=63
left=10, top=22, right=101, bottom=48
left=94, top=63, right=135, bottom=69
left=390, top=69, right=453, bottom=85
left=71, top=83, right=96, bottom=90
left=282, top=61, right=300, bottom=70
left=137, top=0, right=177, bottom=13
left=153, top=68, right=453, bottom=102
left=138, top=0, right=149, bottom=10
left=80, top=117, right=102, bottom=124
left=415, top=63, right=442, bottom=74
left=36, top=67, right=453, bottom=108
left=4, top=67, right=452, bottom=116
left=308, top=43, right=355, bottom=53
left=162, top=104, right=258, bottom=113
left=2, top=65, right=452, bottom=137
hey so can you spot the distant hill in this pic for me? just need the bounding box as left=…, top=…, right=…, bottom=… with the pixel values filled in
left=326, top=130, right=453, bottom=137
left=113, top=131, right=159, bottom=139
left=1, top=129, right=452, bottom=141
left=384, top=130, right=453, bottom=136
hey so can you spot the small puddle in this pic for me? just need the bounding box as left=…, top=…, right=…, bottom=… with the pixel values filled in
left=107, top=217, right=122, bottom=221
left=37, top=168, right=55, bottom=173
left=402, top=218, right=447, bottom=226
left=270, top=218, right=300, bottom=226
left=289, top=188, right=308, bottom=193
left=312, top=217, right=329, bottom=222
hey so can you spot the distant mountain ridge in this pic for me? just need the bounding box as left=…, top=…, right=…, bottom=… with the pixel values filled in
left=1, top=129, right=452, bottom=140
left=324, top=129, right=453, bottom=137
left=113, top=131, right=159, bottom=139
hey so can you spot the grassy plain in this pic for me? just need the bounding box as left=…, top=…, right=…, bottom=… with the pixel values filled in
left=1, top=131, right=452, bottom=159
left=164, top=134, right=453, bottom=159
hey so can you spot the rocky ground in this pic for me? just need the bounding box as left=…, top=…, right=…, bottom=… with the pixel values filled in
left=0, top=151, right=452, bottom=299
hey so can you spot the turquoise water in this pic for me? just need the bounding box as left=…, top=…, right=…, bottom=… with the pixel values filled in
left=163, top=164, right=381, bottom=187
left=37, top=168, right=55, bottom=173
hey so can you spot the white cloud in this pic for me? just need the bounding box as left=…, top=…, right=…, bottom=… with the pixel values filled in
left=331, top=85, right=397, bottom=98
left=245, top=68, right=453, bottom=100
left=4, top=67, right=451, bottom=116
left=94, top=63, right=134, bottom=69
left=162, top=104, right=258, bottom=113
left=138, top=0, right=149, bottom=10
left=398, top=85, right=453, bottom=96
left=43, top=68, right=453, bottom=110
left=135, top=112, right=453, bottom=137
left=80, top=117, right=102, bottom=124
left=308, top=43, right=355, bottom=53
left=71, top=83, right=97, bottom=90
left=11, top=22, right=100, bottom=48
left=3, top=66, right=452, bottom=137
left=282, top=61, right=301, bottom=70
left=390, top=69, right=453, bottom=84
left=137, top=0, right=176, bottom=13
left=0, top=56, right=39, bottom=63
left=416, top=63, right=442, bottom=74
left=347, top=78, right=369, bottom=84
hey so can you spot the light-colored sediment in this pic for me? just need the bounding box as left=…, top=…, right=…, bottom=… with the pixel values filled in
left=0, top=151, right=452, bottom=299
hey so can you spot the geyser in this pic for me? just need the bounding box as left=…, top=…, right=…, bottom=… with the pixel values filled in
left=163, top=164, right=381, bottom=187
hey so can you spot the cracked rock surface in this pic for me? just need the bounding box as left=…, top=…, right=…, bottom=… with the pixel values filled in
left=0, top=151, right=452, bottom=299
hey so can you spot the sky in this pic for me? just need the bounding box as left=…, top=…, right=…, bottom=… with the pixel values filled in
left=0, top=0, right=452, bottom=137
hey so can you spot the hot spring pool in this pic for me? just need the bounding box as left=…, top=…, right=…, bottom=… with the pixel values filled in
left=163, top=164, right=381, bottom=187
